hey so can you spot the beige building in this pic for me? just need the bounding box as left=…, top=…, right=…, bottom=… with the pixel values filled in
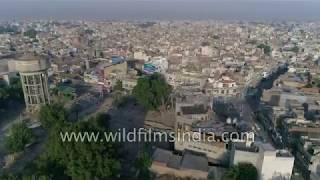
left=174, top=95, right=230, bottom=165
left=204, top=76, right=239, bottom=97
left=133, top=50, right=149, bottom=61
left=15, top=54, right=51, bottom=113
left=102, top=61, right=128, bottom=80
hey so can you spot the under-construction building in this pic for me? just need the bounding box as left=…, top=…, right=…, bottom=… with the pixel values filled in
left=15, top=54, right=51, bottom=112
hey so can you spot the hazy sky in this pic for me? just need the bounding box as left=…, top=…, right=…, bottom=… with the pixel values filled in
left=0, top=0, right=319, bottom=21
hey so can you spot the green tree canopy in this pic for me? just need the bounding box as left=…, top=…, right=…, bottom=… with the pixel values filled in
left=23, top=29, right=37, bottom=39
left=257, top=44, right=272, bottom=56
left=5, top=122, right=35, bottom=153
left=39, top=103, right=68, bottom=129
left=291, top=46, right=299, bottom=53
left=135, top=151, right=152, bottom=180
left=0, top=84, right=9, bottom=110
left=2, top=107, right=121, bottom=179
left=223, top=162, right=258, bottom=180
left=132, top=73, right=172, bottom=111
left=18, top=113, right=120, bottom=179
left=41, top=114, right=121, bottom=179
left=6, top=78, right=24, bottom=101
left=0, top=172, right=52, bottom=180
left=0, top=78, right=23, bottom=111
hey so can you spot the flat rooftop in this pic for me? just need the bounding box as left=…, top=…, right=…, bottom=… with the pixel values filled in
left=181, top=104, right=207, bottom=115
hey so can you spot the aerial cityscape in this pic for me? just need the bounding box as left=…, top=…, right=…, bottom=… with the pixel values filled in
left=0, top=1, right=320, bottom=180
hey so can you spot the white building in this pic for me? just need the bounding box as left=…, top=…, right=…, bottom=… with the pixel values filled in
left=308, top=146, right=320, bottom=180
left=232, top=143, right=295, bottom=180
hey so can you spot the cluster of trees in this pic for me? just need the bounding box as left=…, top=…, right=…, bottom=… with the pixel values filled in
left=222, top=163, right=258, bottom=180
left=2, top=103, right=122, bottom=179
left=0, top=74, right=173, bottom=179
left=38, top=103, right=69, bottom=128
left=213, top=35, right=220, bottom=40
left=132, top=73, right=172, bottom=111
left=0, top=78, right=24, bottom=111
left=257, top=43, right=272, bottom=56
left=4, top=122, right=35, bottom=154
left=315, top=78, right=320, bottom=88
left=23, top=29, right=37, bottom=39
left=135, top=150, right=152, bottom=180
left=112, top=80, right=128, bottom=108
left=201, top=41, right=210, bottom=46
left=290, top=46, right=299, bottom=53
left=304, top=76, right=320, bottom=88
left=312, top=77, right=320, bottom=88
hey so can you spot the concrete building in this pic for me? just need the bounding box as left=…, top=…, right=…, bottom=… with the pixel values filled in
left=0, top=59, right=18, bottom=85
left=15, top=54, right=51, bottom=112
left=102, top=61, right=127, bottom=81
left=231, top=142, right=295, bottom=180
left=133, top=50, right=149, bottom=61
left=204, top=76, right=239, bottom=97
left=174, top=95, right=231, bottom=165
left=200, top=45, right=213, bottom=57
left=309, top=146, right=320, bottom=180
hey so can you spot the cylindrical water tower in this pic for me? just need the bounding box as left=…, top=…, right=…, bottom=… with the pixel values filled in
left=15, top=54, right=51, bottom=113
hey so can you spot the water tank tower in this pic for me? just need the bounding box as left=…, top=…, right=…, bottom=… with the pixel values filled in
left=15, top=54, right=51, bottom=113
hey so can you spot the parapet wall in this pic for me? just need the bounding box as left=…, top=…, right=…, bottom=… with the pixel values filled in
left=15, top=56, right=50, bottom=73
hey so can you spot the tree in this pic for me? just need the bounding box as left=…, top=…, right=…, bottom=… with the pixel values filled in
left=304, top=83, right=313, bottom=88
left=0, top=85, right=9, bottom=110
left=201, top=41, right=210, bottom=46
left=99, top=51, right=104, bottom=58
left=132, top=73, right=172, bottom=111
left=213, top=35, right=220, bottom=39
left=7, top=78, right=24, bottom=102
left=93, top=113, right=111, bottom=130
left=3, top=107, right=121, bottom=179
left=24, top=112, right=121, bottom=179
left=23, top=29, right=37, bottom=39
left=223, top=163, right=258, bottom=180
left=236, top=162, right=258, bottom=180
left=39, top=103, right=68, bottom=129
left=70, top=102, right=81, bottom=121
left=0, top=172, right=52, bottom=180
left=314, top=78, right=320, bottom=88
left=135, top=151, right=152, bottom=180
left=257, top=44, right=272, bottom=56
left=291, top=46, right=299, bottom=53
left=41, top=115, right=121, bottom=179
left=0, top=173, right=20, bottom=180
left=5, top=122, right=35, bottom=153
left=112, top=80, right=126, bottom=107
left=0, top=78, right=23, bottom=111
left=113, top=80, right=124, bottom=92
left=207, top=170, right=215, bottom=180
